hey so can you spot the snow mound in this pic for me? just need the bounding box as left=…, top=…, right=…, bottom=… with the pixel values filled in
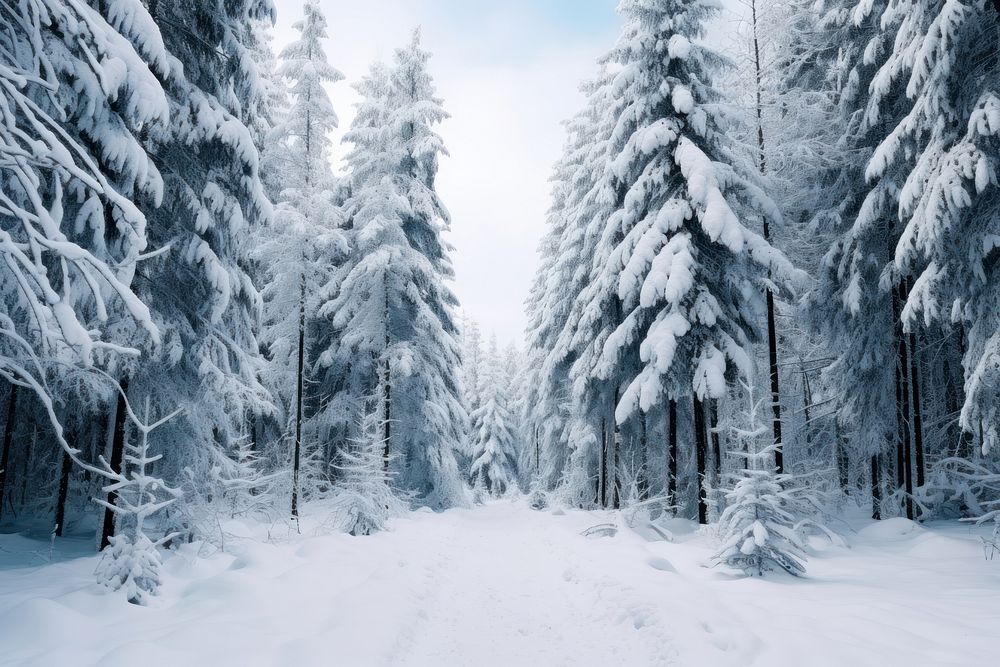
left=857, top=517, right=923, bottom=541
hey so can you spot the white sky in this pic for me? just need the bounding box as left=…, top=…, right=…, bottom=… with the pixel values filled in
left=274, top=1, right=746, bottom=347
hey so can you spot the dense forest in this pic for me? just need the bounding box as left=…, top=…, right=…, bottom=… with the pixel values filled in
left=1, top=0, right=998, bottom=614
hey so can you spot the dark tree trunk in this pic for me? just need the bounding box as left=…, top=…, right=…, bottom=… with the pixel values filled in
left=750, top=0, right=784, bottom=474
left=54, top=450, right=73, bottom=537
left=0, top=383, right=17, bottom=522
left=638, top=414, right=649, bottom=502
left=100, top=377, right=129, bottom=550
left=535, top=425, right=540, bottom=477
left=612, top=388, right=620, bottom=510
left=894, top=284, right=914, bottom=519
left=710, top=399, right=722, bottom=488
left=291, top=281, right=306, bottom=520
left=908, top=326, right=925, bottom=489
left=835, top=421, right=849, bottom=492
left=599, top=417, right=607, bottom=508
left=693, top=396, right=709, bottom=525
left=382, top=288, right=392, bottom=478
left=801, top=359, right=814, bottom=452
left=871, top=454, right=882, bottom=520
left=667, top=399, right=678, bottom=509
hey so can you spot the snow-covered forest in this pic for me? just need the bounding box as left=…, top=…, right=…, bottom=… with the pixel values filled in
left=1, top=0, right=999, bottom=664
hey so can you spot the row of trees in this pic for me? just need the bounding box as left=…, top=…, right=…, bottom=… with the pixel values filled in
left=0, top=0, right=471, bottom=600
left=523, top=0, right=1000, bottom=561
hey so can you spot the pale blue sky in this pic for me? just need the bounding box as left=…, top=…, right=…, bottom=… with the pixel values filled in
left=274, top=1, right=743, bottom=346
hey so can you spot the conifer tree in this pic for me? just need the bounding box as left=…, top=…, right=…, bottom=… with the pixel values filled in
left=257, top=0, right=346, bottom=517
left=319, top=33, right=466, bottom=508
left=469, top=337, right=519, bottom=495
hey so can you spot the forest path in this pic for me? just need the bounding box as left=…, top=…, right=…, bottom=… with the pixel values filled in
left=386, top=502, right=678, bottom=666
left=1, top=500, right=998, bottom=666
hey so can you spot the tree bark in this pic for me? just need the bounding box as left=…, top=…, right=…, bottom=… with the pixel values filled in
left=871, top=454, right=882, bottom=520
left=638, top=414, right=649, bottom=502
left=100, top=377, right=129, bottom=550
left=750, top=0, right=784, bottom=474
left=291, top=279, right=306, bottom=520
left=908, top=327, right=925, bottom=489
left=599, top=416, right=607, bottom=508
left=893, top=283, right=914, bottom=519
left=0, top=383, right=17, bottom=522
left=710, top=399, right=722, bottom=489
left=54, top=450, right=72, bottom=537
left=693, top=395, right=709, bottom=525
left=612, top=388, right=620, bottom=510
left=835, top=420, right=849, bottom=493
left=667, top=399, right=678, bottom=509
left=382, top=287, right=392, bottom=477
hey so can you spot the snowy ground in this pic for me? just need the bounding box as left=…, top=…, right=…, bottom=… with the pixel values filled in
left=1, top=501, right=998, bottom=666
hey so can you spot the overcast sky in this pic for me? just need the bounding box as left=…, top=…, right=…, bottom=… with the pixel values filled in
left=274, top=1, right=745, bottom=347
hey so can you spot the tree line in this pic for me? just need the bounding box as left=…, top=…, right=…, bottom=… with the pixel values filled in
left=522, top=0, right=1000, bottom=568
left=0, top=0, right=479, bottom=602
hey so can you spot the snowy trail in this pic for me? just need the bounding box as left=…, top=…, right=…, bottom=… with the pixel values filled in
left=387, top=506, right=675, bottom=667
left=1, top=501, right=999, bottom=666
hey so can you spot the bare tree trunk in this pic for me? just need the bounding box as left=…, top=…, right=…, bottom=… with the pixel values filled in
left=871, top=453, right=882, bottom=520
left=908, top=327, right=925, bottom=489
left=667, top=399, right=678, bottom=509
left=893, top=283, right=914, bottom=519
left=100, top=377, right=129, bottom=550
left=382, top=289, right=392, bottom=476
left=835, top=420, right=849, bottom=493
left=693, top=395, right=708, bottom=525
left=749, top=0, right=785, bottom=474
left=54, top=450, right=72, bottom=537
left=612, top=389, right=620, bottom=510
left=599, top=416, right=607, bottom=508
left=639, top=414, right=649, bottom=502
left=291, top=279, right=306, bottom=520
left=710, top=399, right=722, bottom=489
left=0, top=383, right=17, bottom=522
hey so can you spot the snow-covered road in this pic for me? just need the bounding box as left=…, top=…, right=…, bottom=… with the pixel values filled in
left=1, top=501, right=998, bottom=666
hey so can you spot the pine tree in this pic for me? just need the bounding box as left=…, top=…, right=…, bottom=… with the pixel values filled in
left=95, top=397, right=182, bottom=605
left=319, top=33, right=466, bottom=508
left=110, top=0, right=277, bottom=536
left=588, top=0, right=798, bottom=521
left=469, top=337, right=519, bottom=495
left=869, top=2, right=1000, bottom=457
left=0, top=0, right=166, bottom=390
left=333, top=408, right=405, bottom=536
left=256, top=0, right=346, bottom=518
left=713, top=380, right=807, bottom=577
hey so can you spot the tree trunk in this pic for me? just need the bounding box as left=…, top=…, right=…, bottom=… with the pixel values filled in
left=893, top=283, right=914, bottom=519
left=835, top=420, right=849, bottom=493
left=291, top=280, right=306, bottom=520
left=908, top=327, right=925, bottom=489
left=693, top=395, right=709, bottom=525
left=801, top=359, right=813, bottom=452
left=710, top=399, right=722, bottom=488
left=0, top=383, right=17, bottom=522
left=534, top=425, right=540, bottom=477
left=382, top=288, right=392, bottom=477
left=871, top=453, right=882, bottom=520
left=612, top=388, right=620, bottom=510
left=667, top=399, right=678, bottom=509
left=750, top=0, right=784, bottom=474
left=100, top=377, right=129, bottom=550
left=638, top=414, right=649, bottom=502
left=54, top=450, right=72, bottom=537
left=599, top=416, right=607, bottom=508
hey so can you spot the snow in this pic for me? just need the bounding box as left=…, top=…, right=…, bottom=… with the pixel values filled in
left=2, top=502, right=998, bottom=666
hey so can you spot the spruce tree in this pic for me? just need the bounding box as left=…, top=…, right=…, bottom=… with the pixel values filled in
left=319, top=33, right=466, bottom=508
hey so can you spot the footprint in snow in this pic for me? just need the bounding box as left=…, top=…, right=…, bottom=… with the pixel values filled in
left=646, top=556, right=677, bottom=573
